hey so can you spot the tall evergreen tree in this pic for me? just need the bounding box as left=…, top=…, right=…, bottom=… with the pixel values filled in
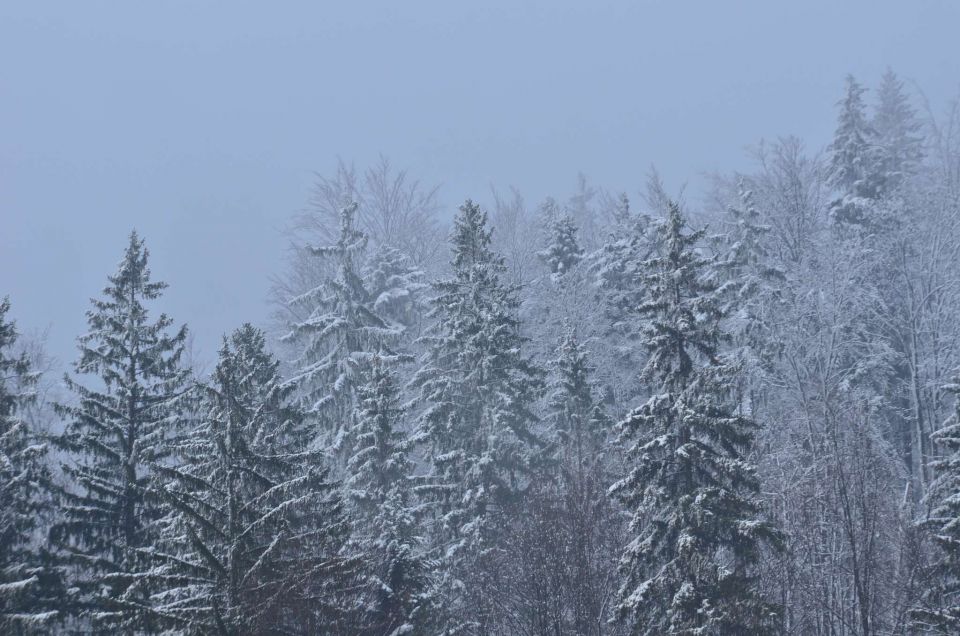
left=346, top=356, right=437, bottom=634
left=609, top=203, right=782, bottom=635
left=913, top=379, right=960, bottom=633
left=716, top=178, right=785, bottom=413
left=828, top=75, right=882, bottom=227
left=610, top=192, right=633, bottom=229
left=541, top=330, right=620, bottom=633
left=567, top=173, right=602, bottom=252
left=537, top=214, right=584, bottom=279
left=589, top=202, right=655, bottom=409
left=51, top=231, right=189, bottom=631
left=148, top=324, right=357, bottom=634
left=283, top=203, right=403, bottom=456
left=0, top=298, right=59, bottom=632
left=873, top=68, right=924, bottom=194
left=362, top=244, right=427, bottom=335
left=546, top=330, right=611, bottom=476
left=411, top=200, right=544, bottom=631
left=863, top=70, right=930, bottom=496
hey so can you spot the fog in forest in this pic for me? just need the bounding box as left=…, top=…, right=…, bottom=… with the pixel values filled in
left=3, top=2, right=960, bottom=634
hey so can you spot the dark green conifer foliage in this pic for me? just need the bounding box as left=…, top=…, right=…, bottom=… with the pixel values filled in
left=0, top=298, right=60, bottom=632
left=284, top=203, right=404, bottom=456
left=411, top=200, right=544, bottom=631
left=346, top=356, right=438, bottom=634
left=52, top=232, right=189, bottom=631
left=538, top=214, right=584, bottom=278
left=148, top=324, right=357, bottom=634
left=610, top=204, right=782, bottom=635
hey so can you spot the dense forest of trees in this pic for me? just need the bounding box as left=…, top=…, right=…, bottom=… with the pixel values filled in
left=3, top=71, right=960, bottom=634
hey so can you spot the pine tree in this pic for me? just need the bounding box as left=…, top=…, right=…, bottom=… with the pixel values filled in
left=346, top=356, right=437, bottom=634
left=857, top=70, right=928, bottom=496
left=611, top=192, right=632, bottom=228
left=873, top=68, right=924, bottom=195
left=546, top=330, right=611, bottom=476
left=541, top=330, right=620, bottom=633
left=411, top=199, right=544, bottom=630
left=567, top=173, right=602, bottom=252
left=717, top=178, right=785, bottom=412
left=362, top=244, right=427, bottom=334
left=148, top=324, right=357, bottom=634
left=537, top=214, right=584, bottom=279
left=51, top=231, right=189, bottom=631
left=913, top=379, right=960, bottom=633
left=537, top=196, right=562, bottom=228
left=609, top=203, right=782, bottom=635
left=828, top=75, right=882, bottom=227
left=0, top=298, right=59, bottom=632
left=589, top=201, right=655, bottom=409
left=283, top=203, right=404, bottom=456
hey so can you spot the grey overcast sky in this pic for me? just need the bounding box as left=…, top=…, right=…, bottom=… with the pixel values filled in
left=2, top=0, right=958, bottom=370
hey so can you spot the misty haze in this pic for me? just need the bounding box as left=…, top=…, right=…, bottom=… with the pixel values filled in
left=3, top=2, right=960, bottom=634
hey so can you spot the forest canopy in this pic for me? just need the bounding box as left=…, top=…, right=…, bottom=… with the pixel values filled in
left=4, top=71, right=960, bottom=635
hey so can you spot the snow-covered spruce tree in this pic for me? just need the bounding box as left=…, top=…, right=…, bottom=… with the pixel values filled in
left=827, top=71, right=933, bottom=503
left=828, top=75, right=883, bottom=228
left=716, top=178, right=785, bottom=414
left=537, top=213, right=584, bottom=279
left=611, top=192, right=633, bottom=229
left=567, top=173, right=603, bottom=252
left=609, top=203, right=783, bottom=635
left=864, top=74, right=931, bottom=495
left=913, top=379, right=960, bottom=633
left=536, top=196, right=562, bottom=228
left=345, top=355, right=438, bottom=634
left=411, top=199, right=544, bottom=631
left=541, top=329, right=620, bottom=633
left=523, top=204, right=605, bottom=410
left=588, top=198, right=655, bottom=412
left=148, top=324, right=358, bottom=634
left=283, top=202, right=404, bottom=457
left=0, top=298, right=59, bottom=632
left=362, top=244, right=427, bottom=336
left=546, top=330, right=612, bottom=478
left=873, top=68, right=924, bottom=195
left=51, top=231, right=188, bottom=631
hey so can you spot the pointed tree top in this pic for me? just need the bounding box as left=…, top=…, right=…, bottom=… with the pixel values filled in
left=100, top=230, right=168, bottom=303
left=451, top=199, right=496, bottom=270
